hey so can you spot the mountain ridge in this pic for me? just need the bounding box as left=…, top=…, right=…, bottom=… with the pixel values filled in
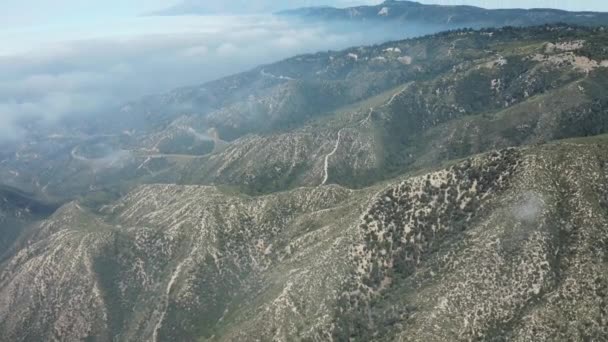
left=2, top=135, right=608, bottom=340
left=3, top=24, right=608, bottom=200
left=279, top=0, right=608, bottom=28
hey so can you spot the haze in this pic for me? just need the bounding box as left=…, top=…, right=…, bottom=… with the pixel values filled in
left=0, top=0, right=606, bottom=140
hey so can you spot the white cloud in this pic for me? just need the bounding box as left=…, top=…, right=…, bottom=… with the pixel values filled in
left=153, top=0, right=384, bottom=15
left=216, top=43, right=240, bottom=56
left=180, top=45, right=209, bottom=58
left=512, top=192, right=545, bottom=223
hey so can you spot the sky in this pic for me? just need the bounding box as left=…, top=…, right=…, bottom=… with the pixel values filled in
left=0, top=0, right=607, bottom=139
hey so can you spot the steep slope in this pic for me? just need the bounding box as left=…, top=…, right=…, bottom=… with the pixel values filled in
left=1, top=137, right=608, bottom=341
left=281, top=0, right=608, bottom=28
left=330, top=137, right=608, bottom=341
left=0, top=183, right=361, bottom=341
left=173, top=25, right=608, bottom=194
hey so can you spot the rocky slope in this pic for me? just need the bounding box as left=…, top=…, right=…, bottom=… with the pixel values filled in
left=1, top=137, right=608, bottom=341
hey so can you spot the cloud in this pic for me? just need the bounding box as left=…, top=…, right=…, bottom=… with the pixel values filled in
left=153, top=0, right=383, bottom=15
left=512, top=191, right=545, bottom=223
left=179, top=45, right=209, bottom=58
left=0, top=14, right=433, bottom=141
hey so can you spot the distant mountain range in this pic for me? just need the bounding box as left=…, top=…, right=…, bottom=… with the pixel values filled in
left=280, top=0, right=608, bottom=28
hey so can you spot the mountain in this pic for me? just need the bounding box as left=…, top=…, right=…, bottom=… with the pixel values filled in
left=1, top=23, right=608, bottom=341
left=280, top=0, right=608, bottom=28
left=1, top=137, right=608, bottom=341
left=18, top=24, right=606, bottom=197
left=3, top=24, right=608, bottom=198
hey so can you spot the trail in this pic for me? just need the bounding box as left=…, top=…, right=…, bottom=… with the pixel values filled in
left=70, top=147, right=88, bottom=162
left=319, top=82, right=414, bottom=185
left=321, top=129, right=344, bottom=185
left=260, top=69, right=294, bottom=81
left=361, top=107, right=374, bottom=126
left=448, top=38, right=465, bottom=57
left=384, top=82, right=413, bottom=108
left=142, top=153, right=207, bottom=160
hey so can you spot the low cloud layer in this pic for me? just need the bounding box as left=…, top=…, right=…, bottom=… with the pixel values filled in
left=0, top=15, right=424, bottom=141
left=154, top=0, right=383, bottom=15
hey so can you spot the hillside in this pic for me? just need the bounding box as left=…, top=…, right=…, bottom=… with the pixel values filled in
left=3, top=25, right=608, bottom=200
left=125, top=25, right=608, bottom=195
left=1, top=137, right=607, bottom=340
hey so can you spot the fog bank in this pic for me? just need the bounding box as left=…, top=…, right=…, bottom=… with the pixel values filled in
left=0, top=14, right=440, bottom=140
